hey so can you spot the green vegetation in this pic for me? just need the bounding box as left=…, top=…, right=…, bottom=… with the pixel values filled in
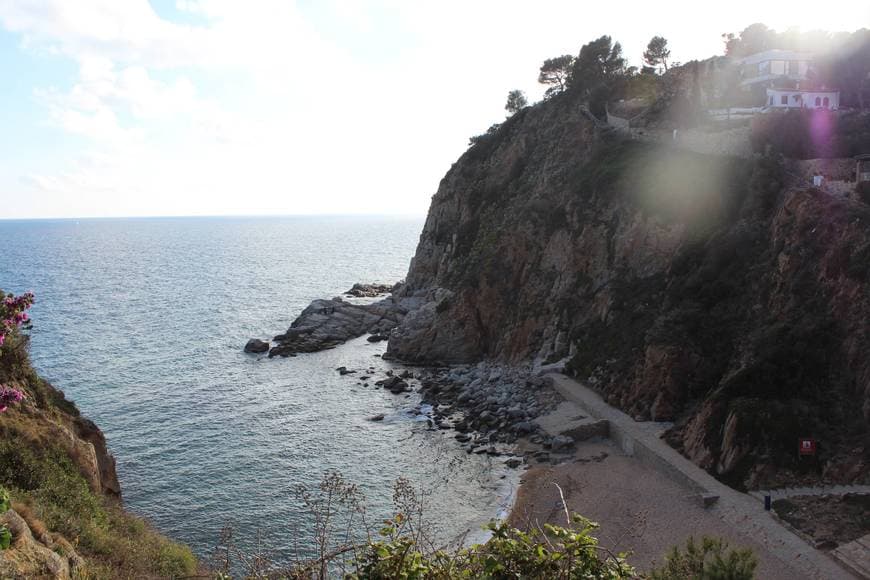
left=569, top=36, right=626, bottom=117
left=468, top=122, right=503, bottom=148
left=649, top=536, right=757, bottom=580
left=504, top=89, right=528, bottom=115
left=538, top=55, right=575, bottom=98
left=351, top=514, right=634, bottom=579
left=1, top=437, right=197, bottom=578
left=0, top=487, right=9, bottom=550
left=213, top=472, right=758, bottom=579
left=643, top=36, right=671, bottom=72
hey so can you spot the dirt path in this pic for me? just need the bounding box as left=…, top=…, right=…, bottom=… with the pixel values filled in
left=517, top=373, right=858, bottom=579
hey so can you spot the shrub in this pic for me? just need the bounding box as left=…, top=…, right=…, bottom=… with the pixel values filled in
left=0, top=385, right=25, bottom=413
left=350, top=513, right=635, bottom=579
left=0, top=291, right=34, bottom=349
left=214, top=470, right=763, bottom=579
left=649, top=536, right=757, bottom=580
left=0, top=486, right=9, bottom=512
left=0, top=486, right=9, bottom=551
left=468, top=123, right=502, bottom=147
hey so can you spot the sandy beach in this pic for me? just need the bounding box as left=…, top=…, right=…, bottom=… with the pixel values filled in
left=509, top=438, right=806, bottom=578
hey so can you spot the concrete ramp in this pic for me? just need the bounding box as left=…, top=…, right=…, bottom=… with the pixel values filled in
left=833, top=535, right=870, bottom=579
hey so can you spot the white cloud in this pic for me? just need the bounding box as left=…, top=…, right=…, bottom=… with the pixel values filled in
left=0, top=0, right=866, bottom=218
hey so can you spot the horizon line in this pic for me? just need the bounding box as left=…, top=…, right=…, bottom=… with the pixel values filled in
left=0, top=211, right=428, bottom=222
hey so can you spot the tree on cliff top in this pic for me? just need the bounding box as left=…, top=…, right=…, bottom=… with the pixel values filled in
left=722, top=23, right=776, bottom=56
left=538, top=54, right=574, bottom=98
left=568, top=35, right=626, bottom=118
left=570, top=35, right=626, bottom=94
left=644, top=36, right=671, bottom=72
left=505, top=89, right=528, bottom=115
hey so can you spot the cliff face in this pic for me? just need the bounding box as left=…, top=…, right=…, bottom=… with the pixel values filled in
left=388, top=90, right=870, bottom=489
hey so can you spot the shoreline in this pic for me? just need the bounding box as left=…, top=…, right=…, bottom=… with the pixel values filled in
left=302, top=335, right=529, bottom=552
left=249, top=287, right=856, bottom=576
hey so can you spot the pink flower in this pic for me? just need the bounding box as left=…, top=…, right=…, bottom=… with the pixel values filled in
left=0, top=385, right=25, bottom=412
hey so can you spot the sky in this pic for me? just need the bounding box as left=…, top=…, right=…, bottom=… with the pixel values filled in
left=0, top=1, right=867, bottom=219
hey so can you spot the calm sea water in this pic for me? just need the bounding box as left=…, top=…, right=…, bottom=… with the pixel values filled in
left=0, top=216, right=515, bottom=565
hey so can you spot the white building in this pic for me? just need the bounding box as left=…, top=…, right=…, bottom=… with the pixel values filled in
left=765, top=88, right=840, bottom=110
left=740, top=50, right=814, bottom=88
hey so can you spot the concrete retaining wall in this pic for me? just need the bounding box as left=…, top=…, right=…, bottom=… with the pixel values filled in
left=792, top=158, right=856, bottom=182
left=621, top=126, right=753, bottom=158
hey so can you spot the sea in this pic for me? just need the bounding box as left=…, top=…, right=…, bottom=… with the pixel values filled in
left=0, top=216, right=517, bottom=567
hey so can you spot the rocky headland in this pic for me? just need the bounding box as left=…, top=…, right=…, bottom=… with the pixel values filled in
left=247, top=283, right=425, bottom=358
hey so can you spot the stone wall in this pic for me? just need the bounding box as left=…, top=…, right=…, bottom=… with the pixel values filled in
left=791, top=157, right=856, bottom=182
left=604, top=102, right=753, bottom=159
left=605, top=109, right=630, bottom=129
left=625, top=126, right=753, bottom=159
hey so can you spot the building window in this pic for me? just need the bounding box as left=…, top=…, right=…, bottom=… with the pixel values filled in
left=769, top=96, right=774, bottom=106
left=789, top=60, right=798, bottom=75
left=823, top=97, right=830, bottom=108
left=815, top=97, right=821, bottom=107
left=781, top=95, right=788, bottom=105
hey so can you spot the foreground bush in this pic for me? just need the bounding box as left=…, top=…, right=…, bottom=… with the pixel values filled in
left=215, top=472, right=757, bottom=579
left=350, top=513, right=634, bottom=579
left=649, top=536, right=757, bottom=580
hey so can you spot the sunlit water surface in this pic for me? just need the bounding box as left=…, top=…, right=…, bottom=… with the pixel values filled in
left=0, top=216, right=516, bottom=565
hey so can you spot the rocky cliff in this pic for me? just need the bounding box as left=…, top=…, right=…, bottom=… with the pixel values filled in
left=387, top=90, right=870, bottom=490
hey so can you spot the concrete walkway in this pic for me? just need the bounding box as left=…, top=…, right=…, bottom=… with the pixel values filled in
left=545, top=373, right=858, bottom=580
left=834, top=534, right=870, bottom=579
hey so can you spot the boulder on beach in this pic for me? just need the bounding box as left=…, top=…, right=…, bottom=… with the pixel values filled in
left=376, top=376, right=411, bottom=394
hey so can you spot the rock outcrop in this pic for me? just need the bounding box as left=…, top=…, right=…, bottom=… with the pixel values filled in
left=71, top=416, right=121, bottom=498
left=381, top=88, right=870, bottom=489
left=244, top=338, right=270, bottom=353
left=0, top=509, right=83, bottom=579
left=344, top=283, right=396, bottom=298
left=267, top=290, right=427, bottom=358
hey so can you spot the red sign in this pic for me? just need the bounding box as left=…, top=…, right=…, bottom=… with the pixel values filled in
left=798, top=438, right=816, bottom=456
